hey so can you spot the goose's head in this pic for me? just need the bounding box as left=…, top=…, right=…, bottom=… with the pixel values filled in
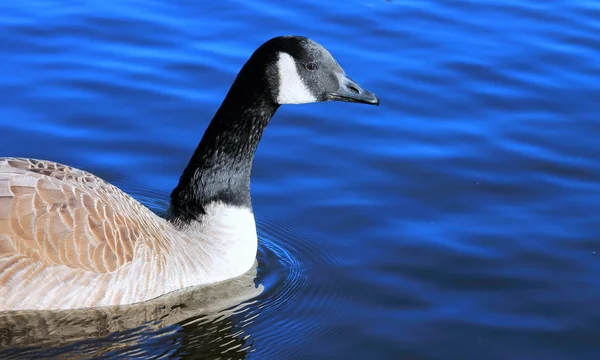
left=170, top=36, right=379, bottom=228
left=236, top=36, right=380, bottom=107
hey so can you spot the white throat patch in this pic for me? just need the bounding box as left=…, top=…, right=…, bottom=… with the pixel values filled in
left=276, top=52, right=317, bottom=104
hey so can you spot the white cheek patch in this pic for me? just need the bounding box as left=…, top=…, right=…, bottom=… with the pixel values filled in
left=276, top=52, right=317, bottom=104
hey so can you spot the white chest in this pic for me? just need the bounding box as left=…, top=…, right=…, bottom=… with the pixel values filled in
left=177, top=202, right=258, bottom=285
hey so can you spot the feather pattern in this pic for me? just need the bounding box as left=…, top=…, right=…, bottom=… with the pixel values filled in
left=0, top=158, right=257, bottom=311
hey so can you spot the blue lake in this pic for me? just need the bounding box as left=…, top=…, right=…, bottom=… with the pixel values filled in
left=1, top=1, right=600, bottom=359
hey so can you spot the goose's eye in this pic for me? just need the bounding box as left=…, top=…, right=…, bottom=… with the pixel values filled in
left=305, top=62, right=318, bottom=71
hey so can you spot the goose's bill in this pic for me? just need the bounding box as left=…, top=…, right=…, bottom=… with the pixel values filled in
left=327, top=74, right=380, bottom=106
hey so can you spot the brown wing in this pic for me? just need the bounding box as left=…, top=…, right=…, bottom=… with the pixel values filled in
left=0, top=158, right=153, bottom=273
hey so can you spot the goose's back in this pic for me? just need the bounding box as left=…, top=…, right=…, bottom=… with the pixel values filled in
left=0, top=158, right=171, bottom=309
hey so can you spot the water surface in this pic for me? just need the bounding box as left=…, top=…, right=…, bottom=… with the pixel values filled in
left=1, top=1, right=600, bottom=359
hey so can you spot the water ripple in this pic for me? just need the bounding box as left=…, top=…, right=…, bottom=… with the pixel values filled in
left=2, top=0, right=600, bottom=358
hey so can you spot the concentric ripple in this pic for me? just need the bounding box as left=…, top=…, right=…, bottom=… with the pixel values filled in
left=248, top=216, right=360, bottom=359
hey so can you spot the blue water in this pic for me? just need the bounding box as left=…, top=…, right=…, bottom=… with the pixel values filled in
left=1, top=1, right=600, bottom=359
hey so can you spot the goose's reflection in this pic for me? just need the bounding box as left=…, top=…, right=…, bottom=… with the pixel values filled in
left=0, top=262, right=263, bottom=359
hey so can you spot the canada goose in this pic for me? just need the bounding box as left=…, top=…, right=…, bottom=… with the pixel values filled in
left=0, top=36, right=379, bottom=311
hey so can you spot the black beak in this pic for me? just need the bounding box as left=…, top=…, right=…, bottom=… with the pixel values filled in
left=327, top=74, right=379, bottom=106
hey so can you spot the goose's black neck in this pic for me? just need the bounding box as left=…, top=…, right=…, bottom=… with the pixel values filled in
left=167, top=58, right=280, bottom=227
